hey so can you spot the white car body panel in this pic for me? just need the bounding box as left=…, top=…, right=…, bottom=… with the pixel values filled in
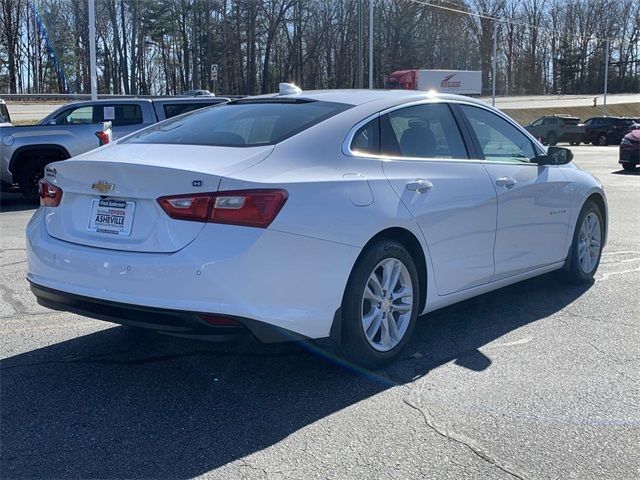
left=482, top=162, right=573, bottom=279
left=383, top=159, right=497, bottom=295
left=26, top=90, right=608, bottom=341
left=42, top=144, right=274, bottom=253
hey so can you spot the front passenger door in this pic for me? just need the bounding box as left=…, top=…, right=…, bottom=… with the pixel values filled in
left=458, top=105, right=572, bottom=280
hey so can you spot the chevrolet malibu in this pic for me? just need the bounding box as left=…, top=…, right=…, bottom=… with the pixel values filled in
left=27, top=87, right=607, bottom=367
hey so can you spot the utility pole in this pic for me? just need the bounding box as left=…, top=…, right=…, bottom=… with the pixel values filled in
left=492, top=21, right=497, bottom=106
left=88, top=0, right=97, bottom=100
left=357, top=0, right=363, bottom=88
left=368, top=0, right=373, bottom=89
left=604, top=38, right=609, bottom=115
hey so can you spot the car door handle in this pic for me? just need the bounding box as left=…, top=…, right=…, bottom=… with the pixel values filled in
left=406, top=179, right=433, bottom=193
left=495, top=176, right=517, bottom=188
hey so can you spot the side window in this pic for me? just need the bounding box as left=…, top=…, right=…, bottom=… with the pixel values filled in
left=460, top=105, right=536, bottom=163
left=380, top=103, right=468, bottom=159
left=350, top=117, right=379, bottom=155
left=94, top=104, right=143, bottom=126
left=53, top=106, right=94, bottom=125
left=531, top=118, right=543, bottom=127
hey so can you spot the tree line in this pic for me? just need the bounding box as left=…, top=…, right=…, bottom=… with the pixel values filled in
left=1, top=0, right=639, bottom=96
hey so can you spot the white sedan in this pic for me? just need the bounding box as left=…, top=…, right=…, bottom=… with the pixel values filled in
left=27, top=87, right=607, bottom=367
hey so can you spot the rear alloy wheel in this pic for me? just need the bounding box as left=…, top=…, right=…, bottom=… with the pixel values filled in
left=18, top=158, right=49, bottom=203
left=563, top=201, right=604, bottom=283
left=339, top=240, right=419, bottom=368
left=598, top=133, right=608, bottom=146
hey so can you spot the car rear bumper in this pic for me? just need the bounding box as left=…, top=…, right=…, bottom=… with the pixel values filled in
left=619, top=145, right=640, bottom=165
left=29, top=281, right=306, bottom=343
left=26, top=207, right=360, bottom=340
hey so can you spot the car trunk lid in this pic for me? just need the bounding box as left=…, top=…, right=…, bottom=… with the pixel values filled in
left=44, top=143, right=273, bottom=253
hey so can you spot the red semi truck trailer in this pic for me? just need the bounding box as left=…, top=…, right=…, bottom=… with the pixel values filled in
left=385, top=69, right=482, bottom=95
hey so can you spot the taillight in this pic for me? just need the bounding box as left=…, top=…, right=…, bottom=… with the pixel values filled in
left=38, top=179, right=63, bottom=207
left=96, top=130, right=110, bottom=146
left=157, top=189, right=288, bottom=228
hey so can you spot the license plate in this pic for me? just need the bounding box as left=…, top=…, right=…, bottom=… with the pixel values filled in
left=88, top=198, right=135, bottom=236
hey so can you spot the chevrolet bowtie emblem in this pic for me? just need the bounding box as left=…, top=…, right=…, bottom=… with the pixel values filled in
left=91, top=180, right=115, bottom=194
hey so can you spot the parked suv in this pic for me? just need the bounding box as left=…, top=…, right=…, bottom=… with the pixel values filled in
left=524, top=115, right=585, bottom=146
left=584, top=117, right=636, bottom=146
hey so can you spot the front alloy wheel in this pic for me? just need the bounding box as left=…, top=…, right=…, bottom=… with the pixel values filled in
left=598, top=134, right=608, bottom=146
left=577, top=212, right=602, bottom=275
left=562, top=200, right=604, bottom=283
left=339, top=240, right=419, bottom=368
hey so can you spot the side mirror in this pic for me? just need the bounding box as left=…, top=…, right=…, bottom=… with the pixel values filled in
left=534, top=146, right=573, bottom=165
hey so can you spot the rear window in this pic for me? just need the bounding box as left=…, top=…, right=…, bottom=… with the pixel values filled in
left=163, top=102, right=220, bottom=119
left=614, top=118, right=634, bottom=126
left=126, top=100, right=350, bottom=147
left=561, top=118, right=580, bottom=125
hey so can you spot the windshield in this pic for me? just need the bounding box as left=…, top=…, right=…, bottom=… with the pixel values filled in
left=125, top=100, right=351, bottom=147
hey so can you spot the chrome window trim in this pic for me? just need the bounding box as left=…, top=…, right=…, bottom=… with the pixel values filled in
left=342, top=97, right=549, bottom=166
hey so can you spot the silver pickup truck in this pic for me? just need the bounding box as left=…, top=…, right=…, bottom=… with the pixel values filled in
left=1, top=97, right=228, bottom=201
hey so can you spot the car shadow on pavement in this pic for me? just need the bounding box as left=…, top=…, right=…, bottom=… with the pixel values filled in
left=611, top=168, right=639, bottom=176
left=0, top=193, right=37, bottom=213
left=1, top=273, right=591, bottom=478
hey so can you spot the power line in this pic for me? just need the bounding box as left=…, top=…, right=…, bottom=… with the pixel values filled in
left=406, top=0, right=617, bottom=43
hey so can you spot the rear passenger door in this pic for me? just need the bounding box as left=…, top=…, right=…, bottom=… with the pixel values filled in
left=379, top=102, right=498, bottom=296
left=93, top=103, right=153, bottom=139
left=457, top=104, right=572, bottom=280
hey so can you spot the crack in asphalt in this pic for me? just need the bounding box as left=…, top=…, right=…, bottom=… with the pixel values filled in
left=403, top=395, right=530, bottom=480
left=0, top=260, right=27, bottom=268
left=0, top=283, right=28, bottom=314
left=562, top=309, right=637, bottom=328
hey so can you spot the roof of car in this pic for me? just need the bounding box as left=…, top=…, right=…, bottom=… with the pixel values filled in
left=248, top=89, right=489, bottom=108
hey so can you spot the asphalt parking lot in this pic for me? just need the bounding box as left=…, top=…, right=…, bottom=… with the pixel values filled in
left=1, top=146, right=638, bottom=479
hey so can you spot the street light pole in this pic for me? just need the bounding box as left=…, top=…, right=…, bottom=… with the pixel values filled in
left=492, top=21, right=498, bottom=106
left=357, top=0, right=363, bottom=88
left=88, top=0, right=97, bottom=100
left=368, top=0, right=373, bottom=89
left=604, top=38, right=609, bottom=115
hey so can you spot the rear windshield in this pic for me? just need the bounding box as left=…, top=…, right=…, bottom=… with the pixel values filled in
left=125, top=100, right=351, bottom=147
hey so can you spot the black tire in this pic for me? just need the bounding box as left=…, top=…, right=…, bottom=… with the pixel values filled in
left=562, top=200, right=604, bottom=284
left=546, top=132, right=558, bottom=146
left=622, top=163, right=637, bottom=172
left=339, top=239, right=420, bottom=368
left=598, top=133, right=608, bottom=146
left=17, top=157, right=49, bottom=203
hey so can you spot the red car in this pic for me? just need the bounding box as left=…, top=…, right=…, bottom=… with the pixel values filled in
left=619, top=129, right=640, bottom=171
